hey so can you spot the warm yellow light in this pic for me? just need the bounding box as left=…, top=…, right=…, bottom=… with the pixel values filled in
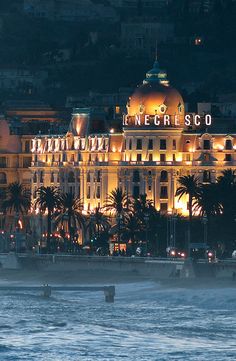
left=110, top=128, right=114, bottom=134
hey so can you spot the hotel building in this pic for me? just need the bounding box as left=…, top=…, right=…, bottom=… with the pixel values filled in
left=30, top=60, right=236, bottom=216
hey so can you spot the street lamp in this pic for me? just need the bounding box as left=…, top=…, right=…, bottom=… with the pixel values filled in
left=144, top=212, right=149, bottom=256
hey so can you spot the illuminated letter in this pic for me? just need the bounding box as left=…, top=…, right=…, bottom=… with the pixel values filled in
left=135, top=115, right=141, bottom=126
left=205, top=114, right=212, bottom=126
left=145, top=115, right=150, bottom=126
left=174, top=115, right=180, bottom=126
left=194, top=115, right=201, bottom=126
left=185, top=115, right=191, bottom=126
left=154, top=115, right=160, bottom=125
left=164, top=115, right=170, bottom=126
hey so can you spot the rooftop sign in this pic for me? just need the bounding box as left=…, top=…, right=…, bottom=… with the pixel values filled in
left=123, top=114, right=212, bottom=127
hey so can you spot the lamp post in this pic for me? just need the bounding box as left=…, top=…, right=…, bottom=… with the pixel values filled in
left=144, top=212, right=149, bottom=256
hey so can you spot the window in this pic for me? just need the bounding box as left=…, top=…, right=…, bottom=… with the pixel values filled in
left=203, top=139, right=211, bottom=150
left=40, top=171, right=44, bottom=183
left=137, top=154, right=142, bottom=162
left=51, top=172, right=54, bottom=183
left=148, top=139, right=153, bottom=150
left=225, top=154, right=232, bottom=161
left=148, top=185, right=152, bottom=191
left=87, top=186, right=91, bottom=199
left=136, top=139, right=142, bottom=150
left=160, top=203, right=168, bottom=214
left=0, top=172, right=7, bottom=184
left=33, top=172, right=37, bottom=183
left=133, top=170, right=140, bottom=182
left=186, top=154, right=191, bottom=161
left=160, top=170, right=168, bottom=182
left=25, top=140, right=30, bottom=153
left=160, top=186, right=168, bottom=199
left=160, top=139, right=167, bottom=150
left=173, top=139, right=176, bottom=150
left=160, top=154, right=166, bottom=162
left=203, top=171, right=211, bottom=183
left=68, top=171, right=75, bottom=183
left=129, top=139, right=132, bottom=150
left=23, top=157, right=31, bottom=168
left=173, top=154, right=176, bottom=162
left=0, top=157, right=7, bottom=168
left=96, top=170, right=101, bottom=182
left=96, top=186, right=100, bottom=199
left=148, top=154, right=153, bottom=162
left=133, top=185, right=140, bottom=198
left=87, top=172, right=90, bottom=182
left=225, top=140, right=232, bottom=150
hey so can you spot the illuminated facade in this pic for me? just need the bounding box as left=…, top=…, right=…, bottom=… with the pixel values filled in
left=30, top=60, right=236, bottom=216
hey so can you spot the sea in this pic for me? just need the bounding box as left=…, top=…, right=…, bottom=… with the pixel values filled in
left=0, top=281, right=236, bottom=361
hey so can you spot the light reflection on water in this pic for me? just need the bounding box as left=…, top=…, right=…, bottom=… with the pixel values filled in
left=0, top=282, right=236, bottom=360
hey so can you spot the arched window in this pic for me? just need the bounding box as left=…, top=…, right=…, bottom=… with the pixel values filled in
left=0, top=172, right=7, bottom=184
left=160, top=170, right=168, bottom=182
left=68, top=171, right=75, bottom=183
left=133, top=170, right=140, bottom=182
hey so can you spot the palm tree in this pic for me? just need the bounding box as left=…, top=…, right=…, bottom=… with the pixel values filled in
left=3, top=182, right=31, bottom=218
left=176, top=175, right=199, bottom=223
left=175, top=175, right=199, bottom=251
left=55, top=192, right=85, bottom=248
left=87, top=207, right=110, bottom=239
left=217, top=169, right=236, bottom=218
left=104, top=188, right=131, bottom=247
left=35, top=186, right=61, bottom=251
left=193, top=183, right=223, bottom=218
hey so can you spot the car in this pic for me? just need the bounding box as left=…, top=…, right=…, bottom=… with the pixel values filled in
left=232, top=250, right=236, bottom=259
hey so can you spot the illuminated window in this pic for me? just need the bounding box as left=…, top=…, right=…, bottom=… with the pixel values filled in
left=160, top=203, right=168, bottom=214
left=159, top=104, right=167, bottom=114
left=148, top=154, right=153, bottom=161
left=186, top=154, right=191, bottom=161
left=87, top=186, right=91, bottom=199
left=137, top=154, right=142, bottom=162
left=173, top=154, right=176, bottom=162
left=96, top=186, right=101, bottom=199
left=160, top=154, right=166, bottom=162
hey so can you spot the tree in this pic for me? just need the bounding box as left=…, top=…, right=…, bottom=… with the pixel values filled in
left=55, top=192, right=85, bottom=249
left=175, top=175, right=199, bottom=250
left=104, top=188, right=131, bottom=248
left=176, top=175, right=199, bottom=222
left=86, top=207, right=110, bottom=252
left=35, top=186, right=61, bottom=251
left=3, top=182, right=31, bottom=217
left=193, top=183, right=222, bottom=218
